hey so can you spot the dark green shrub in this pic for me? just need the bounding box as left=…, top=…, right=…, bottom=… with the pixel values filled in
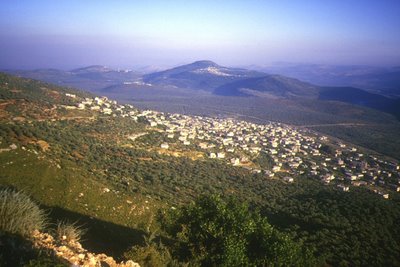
left=161, top=195, right=316, bottom=266
left=124, top=242, right=176, bottom=267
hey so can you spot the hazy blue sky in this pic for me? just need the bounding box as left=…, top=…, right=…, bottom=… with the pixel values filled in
left=1, top=0, right=400, bottom=69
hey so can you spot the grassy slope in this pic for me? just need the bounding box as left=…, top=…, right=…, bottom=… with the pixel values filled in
left=1, top=73, right=400, bottom=266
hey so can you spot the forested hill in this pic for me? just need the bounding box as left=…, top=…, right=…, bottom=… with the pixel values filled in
left=1, top=72, right=400, bottom=266
left=319, top=86, right=400, bottom=120
left=6, top=61, right=400, bottom=122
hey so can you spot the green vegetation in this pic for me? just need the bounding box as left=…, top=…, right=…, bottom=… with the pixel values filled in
left=0, top=72, right=91, bottom=104
left=253, top=151, right=274, bottom=169
left=259, top=178, right=400, bottom=266
left=315, top=124, right=400, bottom=160
left=124, top=238, right=175, bottom=267
left=55, top=221, right=86, bottom=244
left=0, top=187, right=66, bottom=267
left=1, top=73, right=400, bottom=266
left=158, top=195, right=316, bottom=266
left=0, top=188, right=47, bottom=237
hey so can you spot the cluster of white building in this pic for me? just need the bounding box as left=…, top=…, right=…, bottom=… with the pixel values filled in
left=70, top=94, right=400, bottom=199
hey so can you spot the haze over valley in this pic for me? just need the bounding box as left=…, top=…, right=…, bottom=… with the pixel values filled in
left=1, top=1, right=400, bottom=266
left=7, top=60, right=400, bottom=160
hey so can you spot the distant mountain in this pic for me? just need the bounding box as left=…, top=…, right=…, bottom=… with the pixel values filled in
left=5, top=66, right=141, bottom=92
left=319, top=87, right=400, bottom=120
left=4, top=61, right=400, bottom=121
left=71, top=65, right=113, bottom=74
left=69, top=65, right=116, bottom=79
left=214, top=73, right=400, bottom=120
left=214, top=75, right=319, bottom=98
left=142, top=60, right=265, bottom=91
left=250, top=63, right=400, bottom=97
left=133, top=65, right=171, bottom=74
left=72, top=66, right=140, bottom=81
left=11, top=68, right=74, bottom=81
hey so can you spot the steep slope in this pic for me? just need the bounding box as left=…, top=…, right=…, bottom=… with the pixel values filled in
left=6, top=62, right=400, bottom=121
left=9, top=68, right=75, bottom=85
left=319, top=86, right=400, bottom=120
left=5, top=66, right=141, bottom=92
left=1, top=73, right=400, bottom=266
left=213, top=74, right=400, bottom=120
left=142, top=60, right=265, bottom=91
left=254, top=64, right=400, bottom=96
left=213, top=75, right=319, bottom=98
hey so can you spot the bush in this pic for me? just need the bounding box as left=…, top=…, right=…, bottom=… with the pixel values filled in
left=124, top=242, right=176, bottom=267
left=161, top=195, right=316, bottom=266
left=124, top=230, right=178, bottom=267
left=55, top=221, right=86, bottom=244
left=0, top=188, right=47, bottom=237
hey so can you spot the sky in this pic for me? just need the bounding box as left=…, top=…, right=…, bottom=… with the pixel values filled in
left=1, top=0, right=400, bottom=69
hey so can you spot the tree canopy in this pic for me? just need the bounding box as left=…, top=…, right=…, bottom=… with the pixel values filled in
left=161, top=195, right=316, bottom=266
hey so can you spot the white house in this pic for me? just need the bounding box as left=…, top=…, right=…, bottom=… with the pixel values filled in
left=161, top=143, right=169, bottom=149
left=283, top=176, right=294, bottom=183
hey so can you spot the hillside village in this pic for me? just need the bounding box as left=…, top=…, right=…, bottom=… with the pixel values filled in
left=65, top=94, right=400, bottom=199
left=2, top=75, right=400, bottom=267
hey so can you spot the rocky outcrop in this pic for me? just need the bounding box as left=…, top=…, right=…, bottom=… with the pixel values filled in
left=32, top=230, right=140, bottom=267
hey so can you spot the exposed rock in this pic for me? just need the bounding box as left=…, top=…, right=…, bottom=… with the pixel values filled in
left=32, top=229, right=140, bottom=267
left=9, top=143, right=17, bottom=150
left=36, top=140, right=50, bottom=152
